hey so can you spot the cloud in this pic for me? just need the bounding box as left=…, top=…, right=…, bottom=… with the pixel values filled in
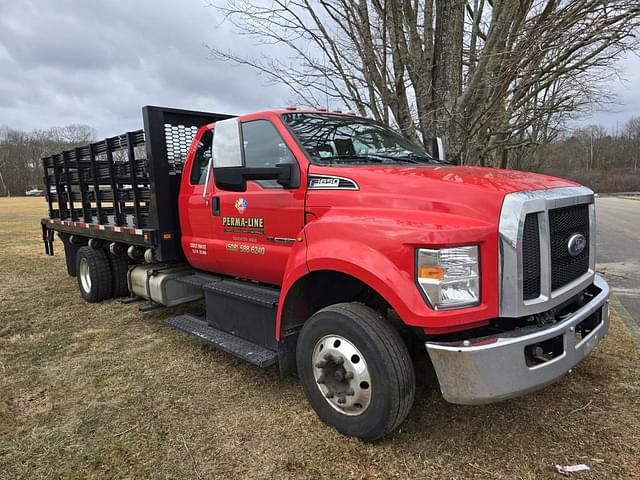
left=575, top=52, right=640, bottom=131
left=0, top=0, right=292, bottom=136
left=0, top=0, right=638, bottom=137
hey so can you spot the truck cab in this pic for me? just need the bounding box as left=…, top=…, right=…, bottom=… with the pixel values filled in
left=178, top=111, right=305, bottom=285
left=41, top=106, right=610, bottom=441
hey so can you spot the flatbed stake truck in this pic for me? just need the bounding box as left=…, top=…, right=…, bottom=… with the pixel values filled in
left=40, top=106, right=610, bottom=441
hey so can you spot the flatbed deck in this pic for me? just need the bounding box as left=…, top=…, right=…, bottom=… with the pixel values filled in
left=41, top=106, right=232, bottom=261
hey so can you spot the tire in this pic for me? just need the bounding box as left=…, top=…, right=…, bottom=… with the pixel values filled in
left=296, top=302, right=415, bottom=441
left=108, top=253, right=130, bottom=298
left=75, top=246, right=113, bottom=303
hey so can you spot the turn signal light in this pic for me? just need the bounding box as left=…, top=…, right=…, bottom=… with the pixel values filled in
left=419, top=266, right=445, bottom=280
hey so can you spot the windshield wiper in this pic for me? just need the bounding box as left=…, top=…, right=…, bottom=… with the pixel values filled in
left=369, top=153, right=422, bottom=164
left=315, top=154, right=386, bottom=164
left=405, top=153, right=450, bottom=165
left=316, top=153, right=437, bottom=165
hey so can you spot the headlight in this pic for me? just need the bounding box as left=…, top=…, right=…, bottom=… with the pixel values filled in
left=417, top=246, right=480, bottom=309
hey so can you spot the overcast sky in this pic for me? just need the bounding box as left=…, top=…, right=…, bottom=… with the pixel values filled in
left=1, top=0, right=639, bottom=138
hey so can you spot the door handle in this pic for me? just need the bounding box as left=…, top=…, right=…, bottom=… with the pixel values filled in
left=211, top=196, right=220, bottom=216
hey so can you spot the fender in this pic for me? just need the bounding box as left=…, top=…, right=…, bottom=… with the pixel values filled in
left=276, top=237, right=408, bottom=340
left=277, top=230, right=311, bottom=339
left=277, top=210, right=500, bottom=338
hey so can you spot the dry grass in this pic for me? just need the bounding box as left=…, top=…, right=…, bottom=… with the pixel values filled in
left=1, top=197, right=639, bottom=480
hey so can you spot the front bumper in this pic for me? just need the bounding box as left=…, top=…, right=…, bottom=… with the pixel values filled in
left=426, top=274, right=610, bottom=404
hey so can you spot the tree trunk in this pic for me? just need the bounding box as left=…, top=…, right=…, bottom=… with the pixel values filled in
left=432, top=0, right=465, bottom=160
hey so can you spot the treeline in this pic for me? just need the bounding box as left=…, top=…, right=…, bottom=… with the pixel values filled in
left=0, top=125, right=95, bottom=196
left=529, top=116, right=640, bottom=192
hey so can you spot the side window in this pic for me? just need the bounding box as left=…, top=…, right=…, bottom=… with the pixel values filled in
left=242, top=120, right=296, bottom=168
left=190, top=130, right=213, bottom=185
left=242, top=120, right=296, bottom=188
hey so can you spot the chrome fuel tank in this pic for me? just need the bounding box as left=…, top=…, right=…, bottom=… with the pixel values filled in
left=128, top=264, right=203, bottom=307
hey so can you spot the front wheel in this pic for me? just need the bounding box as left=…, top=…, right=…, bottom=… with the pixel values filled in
left=296, top=303, right=415, bottom=441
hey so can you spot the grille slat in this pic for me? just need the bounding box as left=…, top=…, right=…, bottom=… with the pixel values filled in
left=522, top=213, right=541, bottom=300
left=549, top=204, right=590, bottom=290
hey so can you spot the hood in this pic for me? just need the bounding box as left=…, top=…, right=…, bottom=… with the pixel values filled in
left=306, top=165, right=578, bottom=224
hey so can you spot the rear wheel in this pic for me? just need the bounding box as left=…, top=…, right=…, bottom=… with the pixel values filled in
left=108, top=253, right=130, bottom=298
left=296, top=302, right=415, bottom=441
left=76, top=246, right=113, bottom=303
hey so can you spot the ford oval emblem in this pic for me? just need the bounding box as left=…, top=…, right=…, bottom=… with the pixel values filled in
left=567, top=233, right=587, bottom=257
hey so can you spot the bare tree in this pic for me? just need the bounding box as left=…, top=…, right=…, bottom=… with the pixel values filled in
left=624, top=116, right=640, bottom=169
left=0, top=125, right=96, bottom=196
left=209, top=0, right=640, bottom=167
left=572, top=125, right=611, bottom=171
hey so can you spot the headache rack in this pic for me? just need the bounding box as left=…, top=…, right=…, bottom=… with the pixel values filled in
left=41, top=106, right=233, bottom=261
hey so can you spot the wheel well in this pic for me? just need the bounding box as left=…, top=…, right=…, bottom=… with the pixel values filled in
left=279, top=270, right=390, bottom=338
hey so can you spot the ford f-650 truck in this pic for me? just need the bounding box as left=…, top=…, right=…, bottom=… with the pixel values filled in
left=40, top=106, right=610, bottom=441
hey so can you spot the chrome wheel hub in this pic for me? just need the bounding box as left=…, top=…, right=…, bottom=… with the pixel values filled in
left=79, top=257, right=92, bottom=293
left=312, top=335, right=371, bottom=416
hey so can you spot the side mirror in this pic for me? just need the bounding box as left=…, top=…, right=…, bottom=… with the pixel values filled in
left=210, top=116, right=300, bottom=191
left=431, top=137, right=447, bottom=163
left=212, top=117, right=243, bottom=168
left=214, top=163, right=297, bottom=192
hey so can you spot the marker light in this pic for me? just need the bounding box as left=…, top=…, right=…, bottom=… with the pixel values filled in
left=417, top=246, right=480, bottom=309
left=418, top=266, right=445, bottom=281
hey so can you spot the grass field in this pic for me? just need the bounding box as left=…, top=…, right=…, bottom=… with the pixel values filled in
left=1, top=197, right=639, bottom=479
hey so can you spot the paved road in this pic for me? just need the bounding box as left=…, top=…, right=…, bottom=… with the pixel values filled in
left=595, top=197, right=640, bottom=330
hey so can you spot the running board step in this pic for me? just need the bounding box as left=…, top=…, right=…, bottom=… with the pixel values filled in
left=203, top=279, right=280, bottom=308
left=176, top=271, right=223, bottom=289
left=166, top=313, right=278, bottom=367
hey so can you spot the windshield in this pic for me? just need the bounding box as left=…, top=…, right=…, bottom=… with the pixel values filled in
left=282, top=112, right=436, bottom=165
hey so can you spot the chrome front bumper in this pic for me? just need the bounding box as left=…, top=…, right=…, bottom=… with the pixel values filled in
left=426, top=274, right=610, bottom=405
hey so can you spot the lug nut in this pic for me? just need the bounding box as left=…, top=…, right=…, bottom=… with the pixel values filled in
left=325, top=392, right=334, bottom=399
left=337, top=395, right=346, bottom=404
left=315, top=360, right=327, bottom=368
left=346, top=388, right=355, bottom=397
left=344, top=371, right=354, bottom=380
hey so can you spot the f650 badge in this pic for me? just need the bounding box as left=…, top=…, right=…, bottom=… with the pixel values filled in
left=310, top=177, right=340, bottom=188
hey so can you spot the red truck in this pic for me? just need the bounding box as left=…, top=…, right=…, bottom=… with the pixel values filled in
left=41, top=106, right=610, bottom=440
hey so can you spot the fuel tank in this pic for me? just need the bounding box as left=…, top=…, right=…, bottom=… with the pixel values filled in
left=128, top=264, right=203, bottom=307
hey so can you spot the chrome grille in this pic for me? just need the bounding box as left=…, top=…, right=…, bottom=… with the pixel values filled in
left=522, top=213, right=541, bottom=300
left=499, top=186, right=596, bottom=318
left=549, top=204, right=590, bottom=290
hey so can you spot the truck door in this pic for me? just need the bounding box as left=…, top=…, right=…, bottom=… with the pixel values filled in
left=178, top=127, right=220, bottom=271
left=211, top=118, right=305, bottom=286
